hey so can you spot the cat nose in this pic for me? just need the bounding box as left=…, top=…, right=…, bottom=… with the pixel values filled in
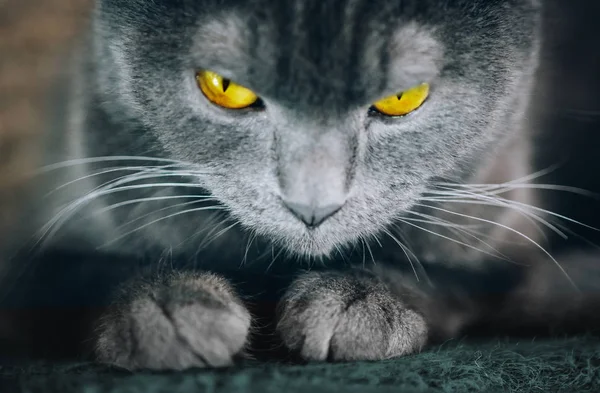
left=283, top=200, right=343, bottom=228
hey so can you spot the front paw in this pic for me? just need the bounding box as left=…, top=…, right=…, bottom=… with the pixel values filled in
left=276, top=270, right=427, bottom=362
left=95, top=272, right=251, bottom=370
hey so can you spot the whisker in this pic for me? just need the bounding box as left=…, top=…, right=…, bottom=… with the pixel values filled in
left=364, top=236, right=376, bottom=266
left=373, top=234, right=383, bottom=248
left=37, top=182, right=211, bottom=247
left=397, top=217, right=514, bottom=263
left=550, top=220, right=600, bottom=251
left=423, top=191, right=598, bottom=233
left=43, top=165, right=176, bottom=198
left=97, top=205, right=228, bottom=249
left=381, top=227, right=420, bottom=282
left=198, top=221, right=238, bottom=251
left=87, top=195, right=215, bottom=219
left=406, top=210, right=488, bottom=231
left=389, top=224, right=433, bottom=285
left=193, top=214, right=232, bottom=252
left=402, top=215, right=481, bottom=241
left=334, top=243, right=350, bottom=266
left=359, top=237, right=367, bottom=268
left=422, top=191, right=560, bottom=240
left=187, top=211, right=227, bottom=264
left=424, top=186, right=570, bottom=237
left=432, top=183, right=598, bottom=199
left=33, top=156, right=207, bottom=175
left=414, top=202, right=579, bottom=291
left=115, top=199, right=217, bottom=232
left=82, top=169, right=213, bottom=198
left=433, top=164, right=562, bottom=191
left=401, top=215, right=513, bottom=262
left=266, top=246, right=285, bottom=273
left=240, top=230, right=258, bottom=268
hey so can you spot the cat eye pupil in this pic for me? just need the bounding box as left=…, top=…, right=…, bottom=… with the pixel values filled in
left=197, top=70, right=260, bottom=110
left=222, top=79, right=231, bottom=92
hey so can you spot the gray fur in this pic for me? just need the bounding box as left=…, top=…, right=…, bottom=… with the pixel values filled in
left=277, top=270, right=427, bottom=361
left=47, top=0, right=542, bottom=258
left=17, top=0, right=578, bottom=371
left=96, top=271, right=250, bottom=370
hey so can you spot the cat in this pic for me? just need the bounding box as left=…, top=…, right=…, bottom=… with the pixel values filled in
left=7, top=0, right=600, bottom=371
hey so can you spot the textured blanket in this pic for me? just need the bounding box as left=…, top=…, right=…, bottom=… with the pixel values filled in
left=2, top=336, right=599, bottom=393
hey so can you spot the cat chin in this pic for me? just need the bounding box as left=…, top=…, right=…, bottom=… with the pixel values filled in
left=251, top=221, right=370, bottom=259
left=281, top=239, right=346, bottom=259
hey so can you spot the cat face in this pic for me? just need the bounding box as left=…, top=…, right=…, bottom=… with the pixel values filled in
left=94, top=0, right=541, bottom=256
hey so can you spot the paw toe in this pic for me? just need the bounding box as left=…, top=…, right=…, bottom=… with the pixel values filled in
left=277, top=272, right=427, bottom=362
left=95, top=274, right=251, bottom=370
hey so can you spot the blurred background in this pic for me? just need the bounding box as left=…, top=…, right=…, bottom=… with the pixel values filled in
left=0, top=0, right=599, bottom=361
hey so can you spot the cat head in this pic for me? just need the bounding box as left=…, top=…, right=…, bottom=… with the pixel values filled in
left=93, top=0, right=541, bottom=256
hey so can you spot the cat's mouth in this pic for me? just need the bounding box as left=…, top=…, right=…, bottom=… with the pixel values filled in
left=280, top=199, right=344, bottom=230
left=207, top=180, right=415, bottom=259
left=245, top=197, right=385, bottom=258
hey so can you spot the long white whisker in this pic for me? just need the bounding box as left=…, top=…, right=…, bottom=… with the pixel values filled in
left=414, top=202, right=579, bottom=291
left=83, top=169, right=212, bottom=198
left=37, top=182, right=211, bottom=246
left=389, top=225, right=432, bottom=285
left=334, top=244, right=350, bottom=265
left=186, top=211, right=226, bottom=259
left=433, top=164, right=562, bottom=191
left=403, top=210, right=481, bottom=245
left=359, top=237, right=367, bottom=268
left=96, top=205, right=228, bottom=249
left=550, top=220, right=600, bottom=251
left=194, top=216, right=236, bottom=253
left=397, top=217, right=514, bottom=263
left=425, top=186, right=570, bottom=237
left=423, top=190, right=561, bottom=239
left=406, top=210, right=487, bottom=231
left=364, top=236, right=376, bottom=266
left=198, top=221, right=238, bottom=251
left=87, top=195, right=215, bottom=219
left=433, top=183, right=597, bottom=199
left=34, top=156, right=206, bottom=174
left=240, top=230, right=258, bottom=268
left=403, top=215, right=483, bottom=242
left=424, top=190, right=598, bottom=233
left=43, top=165, right=174, bottom=197
left=401, top=214, right=513, bottom=262
left=266, top=246, right=285, bottom=273
left=118, top=199, right=215, bottom=233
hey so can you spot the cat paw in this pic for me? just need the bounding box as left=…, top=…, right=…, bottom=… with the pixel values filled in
left=276, top=270, right=428, bottom=362
left=95, top=272, right=251, bottom=370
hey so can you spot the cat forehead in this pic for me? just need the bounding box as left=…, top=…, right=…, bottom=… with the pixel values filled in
left=190, top=11, right=442, bottom=107
left=98, top=0, right=538, bottom=107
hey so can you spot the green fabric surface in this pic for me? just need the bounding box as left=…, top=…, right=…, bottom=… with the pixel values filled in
left=2, top=336, right=599, bottom=393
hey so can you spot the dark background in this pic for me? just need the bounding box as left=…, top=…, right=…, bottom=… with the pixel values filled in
left=533, top=1, right=600, bottom=253
left=0, top=0, right=599, bottom=362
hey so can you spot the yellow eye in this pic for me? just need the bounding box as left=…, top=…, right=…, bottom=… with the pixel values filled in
left=196, top=70, right=259, bottom=109
left=372, top=83, right=430, bottom=117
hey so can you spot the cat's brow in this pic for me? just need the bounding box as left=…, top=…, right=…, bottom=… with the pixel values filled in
left=191, top=17, right=251, bottom=79
left=190, top=14, right=442, bottom=102
left=383, top=23, right=443, bottom=93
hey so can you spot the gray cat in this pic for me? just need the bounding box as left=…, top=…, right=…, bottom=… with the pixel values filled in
left=12, top=0, right=599, bottom=371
